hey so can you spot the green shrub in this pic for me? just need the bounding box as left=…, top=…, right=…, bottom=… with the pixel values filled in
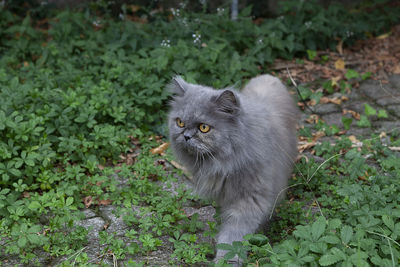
left=0, top=1, right=399, bottom=265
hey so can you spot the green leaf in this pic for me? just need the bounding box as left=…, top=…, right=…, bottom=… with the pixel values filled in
left=382, top=215, right=395, bottom=230
left=27, top=233, right=40, bottom=244
left=307, top=50, right=317, bottom=60
left=311, top=217, right=326, bottom=241
left=320, top=235, right=340, bottom=244
left=293, top=225, right=311, bottom=240
left=28, top=201, right=41, bottom=210
left=25, top=159, right=35, bottom=167
left=66, top=197, right=74, bottom=206
left=357, top=115, right=371, bottom=128
left=328, top=218, right=342, bottom=230
left=345, top=69, right=360, bottom=80
left=361, top=72, right=372, bottom=80
left=364, top=103, right=376, bottom=116
left=246, top=234, right=269, bottom=246
left=340, top=225, right=353, bottom=244
left=224, top=251, right=237, bottom=260
left=216, top=243, right=233, bottom=250
left=377, top=109, right=388, bottom=118
left=18, top=236, right=27, bottom=248
left=239, top=5, right=252, bottom=17
left=319, top=254, right=343, bottom=266
left=342, top=116, right=353, bottom=130
left=310, top=91, right=323, bottom=104
left=0, top=110, right=5, bottom=130
left=9, top=168, right=21, bottom=177
left=298, top=85, right=312, bottom=100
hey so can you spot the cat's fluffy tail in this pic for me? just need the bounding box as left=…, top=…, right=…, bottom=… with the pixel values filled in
left=242, top=74, right=288, bottom=99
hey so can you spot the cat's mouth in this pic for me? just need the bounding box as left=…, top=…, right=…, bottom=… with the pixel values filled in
left=181, top=140, right=199, bottom=154
left=179, top=138, right=208, bottom=155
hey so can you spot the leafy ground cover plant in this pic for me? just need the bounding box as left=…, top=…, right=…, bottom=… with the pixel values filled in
left=0, top=1, right=399, bottom=266
left=217, top=134, right=400, bottom=266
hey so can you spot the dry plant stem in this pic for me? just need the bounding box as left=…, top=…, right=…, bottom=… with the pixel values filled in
left=286, top=67, right=315, bottom=113
left=379, top=80, right=400, bottom=101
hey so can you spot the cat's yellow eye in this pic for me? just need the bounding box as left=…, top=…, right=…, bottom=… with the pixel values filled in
left=176, top=118, right=185, bottom=128
left=198, top=123, right=210, bottom=133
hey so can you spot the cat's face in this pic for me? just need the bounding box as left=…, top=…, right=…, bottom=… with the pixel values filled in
left=168, top=77, right=240, bottom=159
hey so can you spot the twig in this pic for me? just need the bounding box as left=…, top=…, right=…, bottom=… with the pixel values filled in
left=379, top=80, right=400, bottom=102
left=271, top=63, right=298, bottom=70
left=286, top=67, right=315, bottom=113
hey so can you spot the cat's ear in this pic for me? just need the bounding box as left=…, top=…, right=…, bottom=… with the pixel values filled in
left=215, top=90, right=240, bottom=114
left=168, top=76, right=188, bottom=96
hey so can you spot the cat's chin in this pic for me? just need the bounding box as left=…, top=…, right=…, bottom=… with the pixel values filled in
left=178, top=142, right=205, bottom=157
left=180, top=144, right=199, bottom=155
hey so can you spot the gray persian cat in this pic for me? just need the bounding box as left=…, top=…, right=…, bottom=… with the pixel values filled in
left=168, top=75, right=298, bottom=263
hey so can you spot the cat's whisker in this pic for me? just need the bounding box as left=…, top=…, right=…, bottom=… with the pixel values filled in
left=203, top=148, right=217, bottom=162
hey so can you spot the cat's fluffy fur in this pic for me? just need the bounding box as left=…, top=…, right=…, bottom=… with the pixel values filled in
left=168, top=75, right=298, bottom=261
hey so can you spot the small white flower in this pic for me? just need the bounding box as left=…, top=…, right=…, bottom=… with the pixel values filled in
left=217, top=7, right=225, bottom=15
left=305, top=21, right=312, bottom=29
left=345, top=31, right=354, bottom=37
left=161, top=39, right=171, bottom=47
left=257, top=39, right=263, bottom=44
left=192, top=33, right=201, bottom=44
left=92, top=20, right=101, bottom=27
left=119, top=13, right=124, bottom=20
left=171, top=8, right=180, bottom=17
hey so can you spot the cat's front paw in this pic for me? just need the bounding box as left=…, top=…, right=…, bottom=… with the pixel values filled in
left=214, top=252, right=242, bottom=267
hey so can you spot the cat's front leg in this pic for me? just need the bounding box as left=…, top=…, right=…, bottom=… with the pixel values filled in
left=214, top=207, right=262, bottom=266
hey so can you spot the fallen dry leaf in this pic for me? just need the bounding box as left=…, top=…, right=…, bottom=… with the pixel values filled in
left=305, top=114, right=320, bottom=124
left=319, top=96, right=342, bottom=105
left=376, top=32, right=391, bottom=39
left=330, top=98, right=342, bottom=105
left=126, top=153, right=138, bottom=165
left=335, top=58, right=345, bottom=70
left=336, top=39, right=344, bottom=55
left=309, top=99, right=317, bottom=106
left=343, top=109, right=361, bottom=120
left=312, top=131, right=326, bottom=141
left=127, top=4, right=141, bottom=12
left=393, top=64, right=400, bottom=74
left=349, top=135, right=363, bottom=148
left=348, top=135, right=359, bottom=143
left=98, top=199, right=112, bottom=206
left=83, top=196, right=93, bottom=208
left=150, top=142, right=169, bottom=155
left=331, top=76, right=341, bottom=87
left=298, top=141, right=317, bottom=153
